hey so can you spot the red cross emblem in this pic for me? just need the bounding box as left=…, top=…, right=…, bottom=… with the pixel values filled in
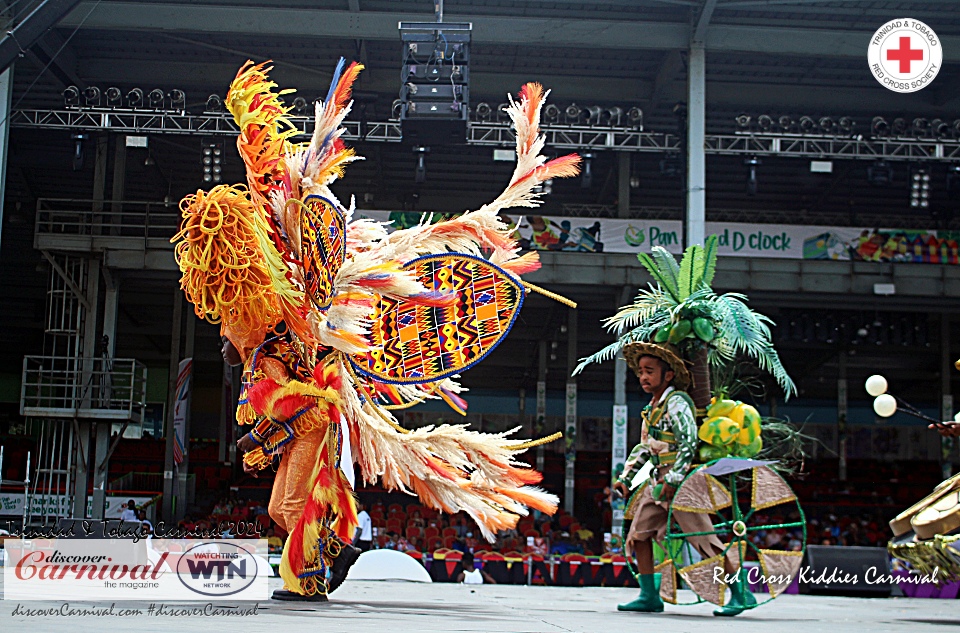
left=886, top=36, right=924, bottom=73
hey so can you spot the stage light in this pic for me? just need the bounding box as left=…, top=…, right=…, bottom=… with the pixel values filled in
left=799, top=116, right=815, bottom=133
left=931, top=118, right=949, bottom=138
left=565, top=103, right=581, bottom=123
left=202, top=139, right=223, bottom=183
left=892, top=118, right=907, bottom=136
left=105, top=87, right=121, bottom=106
left=544, top=103, right=560, bottom=123
left=779, top=115, right=794, bottom=132
left=497, top=102, right=511, bottom=123
left=148, top=89, right=165, bottom=108
left=63, top=85, right=80, bottom=107
left=838, top=117, right=854, bottom=133
left=913, top=117, right=929, bottom=136
left=126, top=88, right=143, bottom=108
left=72, top=133, right=86, bottom=171
left=865, top=375, right=888, bottom=397
left=542, top=179, right=553, bottom=195
left=580, top=152, right=594, bottom=188
left=413, top=145, right=429, bottom=184
left=585, top=105, right=602, bottom=126
left=911, top=166, right=930, bottom=208
left=291, top=96, right=307, bottom=115
left=83, top=86, right=100, bottom=106
left=745, top=156, right=759, bottom=196
left=867, top=160, right=893, bottom=186
left=626, top=107, right=643, bottom=129
left=605, top=107, right=623, bottom=126
left=475, top=102, right=492, bottom=121
left=206, top=94, right=223, bottom=113
left=735, top=114, right=751, bottom=130
left=168, top=89, right=185, bottom=110
left=391, top=99, right=403, bottom=119
left=818, top=117, right=834, bottom=134
left=871, top=116, right=888, bottom=136
left=953, top=119, right=960, bottom=138
left=758, top=115, right=773, bottom=132
left=947, top=165, right=960, bottom=198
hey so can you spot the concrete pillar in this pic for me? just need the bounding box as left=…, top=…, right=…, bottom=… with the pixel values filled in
left=564, top=309, right=578, bottom=515
left=91, top=270, right=119, bottom=519
left=685, top=42, right=706, bottom=248
left=837, top=351, right=848, bottom=482
left=162, top=289, right=183, bottom=522
left=110, top=135, right=127, bottom=234
left=92, top=135, right=108, bottom=219
left=536, top=340, right=547, bottom=473
left=177, top=314, right=196, bottom=520
left=72, top=257, right=101, bottom=518
left=617, top=153, right=631, bottom=219
left=611, top=286, right=632, bottom=535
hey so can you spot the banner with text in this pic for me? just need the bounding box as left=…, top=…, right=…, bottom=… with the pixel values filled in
left=358, top=211, right=960, bottom=264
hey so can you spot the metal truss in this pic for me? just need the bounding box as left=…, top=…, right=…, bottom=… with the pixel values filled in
left=11, top=108, right=960, bottom=162
left=707, top=133, right=960, bottom=162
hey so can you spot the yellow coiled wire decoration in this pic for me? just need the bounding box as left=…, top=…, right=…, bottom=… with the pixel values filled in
left=172, top=184, right=282, bottom=352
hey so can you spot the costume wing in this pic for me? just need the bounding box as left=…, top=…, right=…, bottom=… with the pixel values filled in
left=349, top=253, right=523, bottom=384
left=300, top=194, right=346, bottom=309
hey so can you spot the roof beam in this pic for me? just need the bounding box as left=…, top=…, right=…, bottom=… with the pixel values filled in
left=0, top=0, right=83, bottom=73
left=58, top=3, right=960, bottom=61
left=692, top=0, right=718, bottom=44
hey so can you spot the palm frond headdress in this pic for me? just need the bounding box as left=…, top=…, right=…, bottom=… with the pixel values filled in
left=576, top=235, right=796, bottom=408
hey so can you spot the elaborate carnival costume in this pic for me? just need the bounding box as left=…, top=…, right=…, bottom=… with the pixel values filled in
left=173, top=59, right=579, bottom=598
left=577, top=236, right=802, bottom=615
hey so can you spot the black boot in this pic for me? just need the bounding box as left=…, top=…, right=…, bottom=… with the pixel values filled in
left=272, top=589, right=328, bottom=602
left=328, top=542, right=363, bottom=594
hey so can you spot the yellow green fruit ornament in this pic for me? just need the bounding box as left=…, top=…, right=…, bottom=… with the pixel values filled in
left=698, top=415, right=739, bottom=445
left=706, top=398, right=738, bottom=419
left=668, top=319, right=692, bottom=344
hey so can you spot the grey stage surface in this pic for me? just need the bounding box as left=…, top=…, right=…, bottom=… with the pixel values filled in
left=1, top=576, right=957, bottom=633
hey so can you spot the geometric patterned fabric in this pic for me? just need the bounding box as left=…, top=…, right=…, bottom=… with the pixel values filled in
left=301, top=194, right=346, bottom=310
left=352, top=253, right=524, bottom=384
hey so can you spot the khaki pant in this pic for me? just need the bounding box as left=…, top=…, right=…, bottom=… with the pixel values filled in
left=268, top=428, right=324, bottom=533
left=624, top=481, right=725, bottom=559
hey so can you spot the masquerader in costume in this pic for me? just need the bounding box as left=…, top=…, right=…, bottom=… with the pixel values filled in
left=174, top=59, right=579, bottom=601
left=613, top=342, right=752, bottom=616
left=577, top=236, right=797, bottom=616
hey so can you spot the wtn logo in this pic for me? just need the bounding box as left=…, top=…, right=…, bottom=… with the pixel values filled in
left=185, top=559, right=247, bottom=581
left=175, top=543, right=260, bottom=597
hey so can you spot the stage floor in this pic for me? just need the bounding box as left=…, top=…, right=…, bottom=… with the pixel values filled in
left=2, top=577, right=957, bottom=632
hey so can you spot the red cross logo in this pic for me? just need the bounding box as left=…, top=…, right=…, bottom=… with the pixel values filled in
left=886, top=36, right=924, bottom=73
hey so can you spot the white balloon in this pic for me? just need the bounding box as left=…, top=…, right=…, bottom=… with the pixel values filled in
left=874, top=394, right=897, bottom=418
left=865, top=375, right=888, bottom=397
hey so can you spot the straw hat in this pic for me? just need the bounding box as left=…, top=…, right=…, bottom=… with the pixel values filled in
left=622, top=342, right=691, bottom=391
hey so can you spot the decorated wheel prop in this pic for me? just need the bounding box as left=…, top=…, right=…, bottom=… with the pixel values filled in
left=622, top=458, right=806, bottom=608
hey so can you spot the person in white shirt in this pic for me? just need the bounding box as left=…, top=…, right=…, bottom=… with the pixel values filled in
left=456, top=552, right=495, bottom=585
left=353, top=503, right=373, bottom=551
left=119, top=499, right=139, bottom=522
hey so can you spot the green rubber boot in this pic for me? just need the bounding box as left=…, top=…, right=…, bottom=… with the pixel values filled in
left=713, top=575, right=757, bottom=617
left=618, top=573, right=664, bottom=613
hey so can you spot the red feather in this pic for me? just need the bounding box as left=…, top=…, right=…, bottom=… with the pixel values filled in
left=246, top=379, right=281, bottom=415
left=333, top=62, right=364, bottom=109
